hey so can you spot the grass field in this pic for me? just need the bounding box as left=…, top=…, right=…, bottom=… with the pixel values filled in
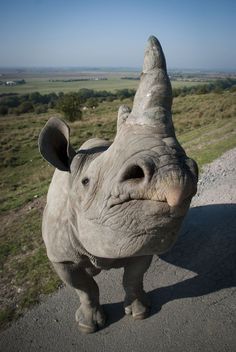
left=0, top=76, right=207, bottom=95
left=0, top=90, right=235, bottom=329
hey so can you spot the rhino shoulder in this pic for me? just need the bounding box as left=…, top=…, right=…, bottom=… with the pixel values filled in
left=42, top=169, right=79, bottom=263
left=46, top=168, right=70, bottom=210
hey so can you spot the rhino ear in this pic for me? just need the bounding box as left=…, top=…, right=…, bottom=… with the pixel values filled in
left=38, top=117, right=76, bottom=172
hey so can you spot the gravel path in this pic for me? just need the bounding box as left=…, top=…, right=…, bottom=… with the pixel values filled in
left=192, top=147, right=236, bottom=205
left=0, top=148, right=236, bottom=352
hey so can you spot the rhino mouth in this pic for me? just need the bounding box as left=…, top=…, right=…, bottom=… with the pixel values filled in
left=107, top=196, right=190, bottom=219
left=83, top=196, right=190, bottom=259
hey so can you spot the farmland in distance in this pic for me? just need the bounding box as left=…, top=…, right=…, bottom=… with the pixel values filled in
left=0, top=67, right=220, bottom=94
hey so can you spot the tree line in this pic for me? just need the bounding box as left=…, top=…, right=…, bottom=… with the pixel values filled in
left=172, top=78, right=236, bottom=97
left=0, top=79, right=235, bottom=121
left=0, top=89, right=136, bottom=120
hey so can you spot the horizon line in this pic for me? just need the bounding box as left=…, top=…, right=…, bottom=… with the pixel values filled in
left=0, top=66, right=236, bottom=73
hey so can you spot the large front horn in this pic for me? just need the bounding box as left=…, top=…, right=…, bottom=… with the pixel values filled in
left=127, top=36, right=173, bottom=130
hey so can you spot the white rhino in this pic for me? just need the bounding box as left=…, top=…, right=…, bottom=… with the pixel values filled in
left=38, top=36, right=198, bottom=333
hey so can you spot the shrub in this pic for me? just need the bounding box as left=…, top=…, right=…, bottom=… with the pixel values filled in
left=56, top=93, right=82, bottom=122
left=17, top=102, right=34, bottom=114
left=2, top=96, right=20, bottom=108
left=0, top=105, right=8, bottom=116
left=34, top=104, right=48, bottom=114
left=29, top=92, right=42, bottom=104
left=86, top=98, right=99, bottom=108
left=116, top=89, right=136, bottom=100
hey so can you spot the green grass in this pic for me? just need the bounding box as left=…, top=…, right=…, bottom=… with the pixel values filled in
left=0, top=77, right=137, bottom=94
left=188, top=135, right=236, bottom=167
left=173, top=91, right=236, bottom=167
left=0, top=77, right=207, bottom=95
left=0, top=90, right=235, bottom=329
left=0, top=205, right=61, bottom=328
left=0, top=112, right=53, bottom=211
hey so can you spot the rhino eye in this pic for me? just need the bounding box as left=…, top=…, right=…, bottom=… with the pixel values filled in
left=81, top=177, right=90, bottom=186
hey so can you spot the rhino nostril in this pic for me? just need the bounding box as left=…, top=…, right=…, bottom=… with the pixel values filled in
left=121, top=165, right=145, bottom=182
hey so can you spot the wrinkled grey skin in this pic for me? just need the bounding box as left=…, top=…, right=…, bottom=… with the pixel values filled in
left=39, top=36, right=198, bottom=333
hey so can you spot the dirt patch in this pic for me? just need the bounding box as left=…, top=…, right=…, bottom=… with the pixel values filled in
left=0, top=196, right=46, bottom=233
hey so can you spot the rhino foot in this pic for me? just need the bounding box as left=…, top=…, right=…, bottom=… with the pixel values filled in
left=75, top=304, right=106, bottom=333
left=124, top=292, right=151, bottom=320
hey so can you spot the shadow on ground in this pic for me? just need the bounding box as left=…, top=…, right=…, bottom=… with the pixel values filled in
left=103, top=204, right=236, bottom=326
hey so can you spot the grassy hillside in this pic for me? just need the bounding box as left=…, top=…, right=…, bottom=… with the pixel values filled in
left=0, top=91, right=235, bottom=328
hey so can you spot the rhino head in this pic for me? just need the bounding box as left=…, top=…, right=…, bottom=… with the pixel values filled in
left=39, top=36, right=198, bottom=260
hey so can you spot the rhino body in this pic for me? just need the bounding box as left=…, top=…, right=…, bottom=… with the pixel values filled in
left=39, top=36, right=198, bottom=333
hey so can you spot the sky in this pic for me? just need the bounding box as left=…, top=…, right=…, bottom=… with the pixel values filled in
left=0, top=0, right=235, bottom=70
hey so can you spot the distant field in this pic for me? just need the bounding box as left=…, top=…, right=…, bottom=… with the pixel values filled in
left=0, top=76, right=207, bottom=95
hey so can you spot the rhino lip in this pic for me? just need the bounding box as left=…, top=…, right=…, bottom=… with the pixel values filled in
left=108, top=196, right=142, bottom=209
left=107, top=195, right=189, bottom=219
left=108, top=194, right=156, bottom=209
left=107, top=196, right=170, bottom=216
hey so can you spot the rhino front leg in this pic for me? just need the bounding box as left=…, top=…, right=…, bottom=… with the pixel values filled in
left=123, top=255, right=153, bottom=319
left=52, top=262, right=105, bottom=334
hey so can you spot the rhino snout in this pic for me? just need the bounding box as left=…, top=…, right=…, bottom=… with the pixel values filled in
left=117, top=157, right=197, bottom=207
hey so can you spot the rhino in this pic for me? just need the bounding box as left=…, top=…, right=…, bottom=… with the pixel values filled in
left=38, top=36, right=198, bottom=333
